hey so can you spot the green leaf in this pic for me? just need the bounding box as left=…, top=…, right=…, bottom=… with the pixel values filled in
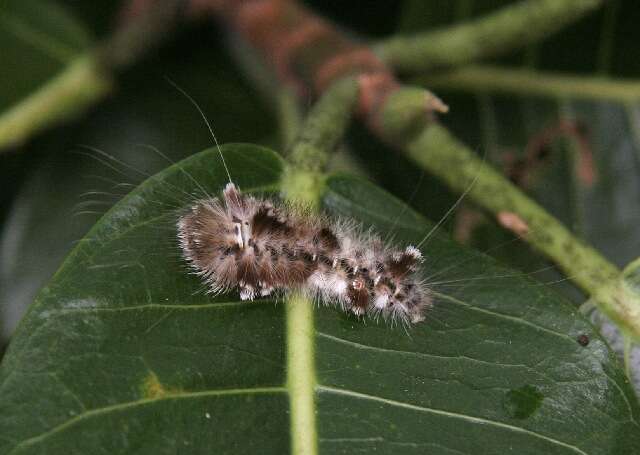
left=1, top=144, right=638, bottom=454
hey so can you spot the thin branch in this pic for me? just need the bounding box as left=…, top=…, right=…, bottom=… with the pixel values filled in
left=277, top=88, right=304, bottom=148
left=0, top=56, right=112, bottom=149
left=282, top=77, right=359, bottom=207
left=394, top=122, right=640, bottom=339
left=0, top=0, right=182, bottom=151
left=376, top=0, right=604, bottom=73
left=418, top=65, right=640, bottom=103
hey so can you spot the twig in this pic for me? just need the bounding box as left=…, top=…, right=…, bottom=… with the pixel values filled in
left=0, top=56, right=112, bottom=149
left=394, top=122, right=640, bottom=339
left=376, top=0, right=604, bottom=73
left=418, top=65, right=640, bottom=103
left=0, top=0, right=183, bottom=151
left=277, top=88, right=304, bottom=148
left=282, top=77, right=359, bottom=207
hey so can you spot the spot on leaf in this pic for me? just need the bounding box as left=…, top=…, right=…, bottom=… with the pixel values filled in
left=504, top=385, right=544, bottom=419
left=141, top=371, right=180, bottom=399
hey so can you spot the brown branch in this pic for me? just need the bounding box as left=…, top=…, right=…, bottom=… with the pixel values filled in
left=204, top=0, right=446, bottom=135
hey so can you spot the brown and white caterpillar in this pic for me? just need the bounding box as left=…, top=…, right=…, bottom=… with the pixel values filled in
left=177, top=182, right=431, bottom=325
left=142, top=81, right=433, bottom=325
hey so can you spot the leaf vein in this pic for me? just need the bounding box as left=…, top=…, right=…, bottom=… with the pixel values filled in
left=316, top=331, right=529, bottom=369
left=437, top=292, right=639, bottom=422
left=7, top=386, right=287, bottom=454
left=316, top=385, right=587, bottom=455
left=54, top=300, right=272, bottom=314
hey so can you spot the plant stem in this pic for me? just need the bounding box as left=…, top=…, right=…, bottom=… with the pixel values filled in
left=0, top=0, right=182, bottom=152
left=0, top=56, right=112, bottom=149
left=279, top=77, right=358, bottom=455
left=376, top=0, right=604, bottom=73
left=285, top=292, right=318, bottom=455
left=401, top=122, right=640, bottom=339
left=281, top=77, right=359, bottom=206
left=419, top=65, right=640, bottom=103
left=277, top=88, right=304, bottom=148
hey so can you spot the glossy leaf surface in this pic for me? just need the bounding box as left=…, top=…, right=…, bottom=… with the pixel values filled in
left=1, top=144, right=638, bottom=454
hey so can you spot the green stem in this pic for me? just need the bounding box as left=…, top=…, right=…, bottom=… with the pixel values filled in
left=376, top=0, right=604, bottom=73
left=279, top=78, right=358, bottom=455
left=277, top=88, right=304, bottom=148
left=0, top=55, right=112, bottom=149
left=624, top=335, right=633, bottom=379
left=400, top=122, right=640, bottom=339
left=418, top=65, right=640, bottom=103
left=281, top=77, right=359, bottom=206
left=0, top=0, right=182, bottom=152
left=285, top=292, right=318, bottom=455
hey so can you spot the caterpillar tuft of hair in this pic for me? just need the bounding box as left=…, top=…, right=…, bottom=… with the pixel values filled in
left=177, top=183, right=431, bottom=325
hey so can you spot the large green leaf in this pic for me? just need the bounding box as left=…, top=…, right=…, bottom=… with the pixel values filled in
left=1, top=143, right=638, bottom=454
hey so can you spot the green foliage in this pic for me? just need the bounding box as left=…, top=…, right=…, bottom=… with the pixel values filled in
left=0, top=0, right=274, bottom=347
left=397, top=0, right=640, bottom=273
left=1, top=144, right=638, bottom=453
left=2, top=0, right=640, bottom=453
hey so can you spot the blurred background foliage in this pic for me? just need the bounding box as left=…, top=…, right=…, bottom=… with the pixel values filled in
left=1, top=0, right=640, bottom=388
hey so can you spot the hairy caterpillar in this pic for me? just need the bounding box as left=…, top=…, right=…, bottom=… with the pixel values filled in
left=75, top=138, right=563, bottom=332
left=70, top=84, right=544, bottom=328
left=177, top=182, right=431, bottom=325
left=156, top=80, right=433, bottom=326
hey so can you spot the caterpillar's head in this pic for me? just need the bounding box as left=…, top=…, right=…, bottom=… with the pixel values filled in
left=223, top=184, right=254, bottom=249
left=176, top=183, right=255, bottom=293
left=176, top=183, right=298, bottom=297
